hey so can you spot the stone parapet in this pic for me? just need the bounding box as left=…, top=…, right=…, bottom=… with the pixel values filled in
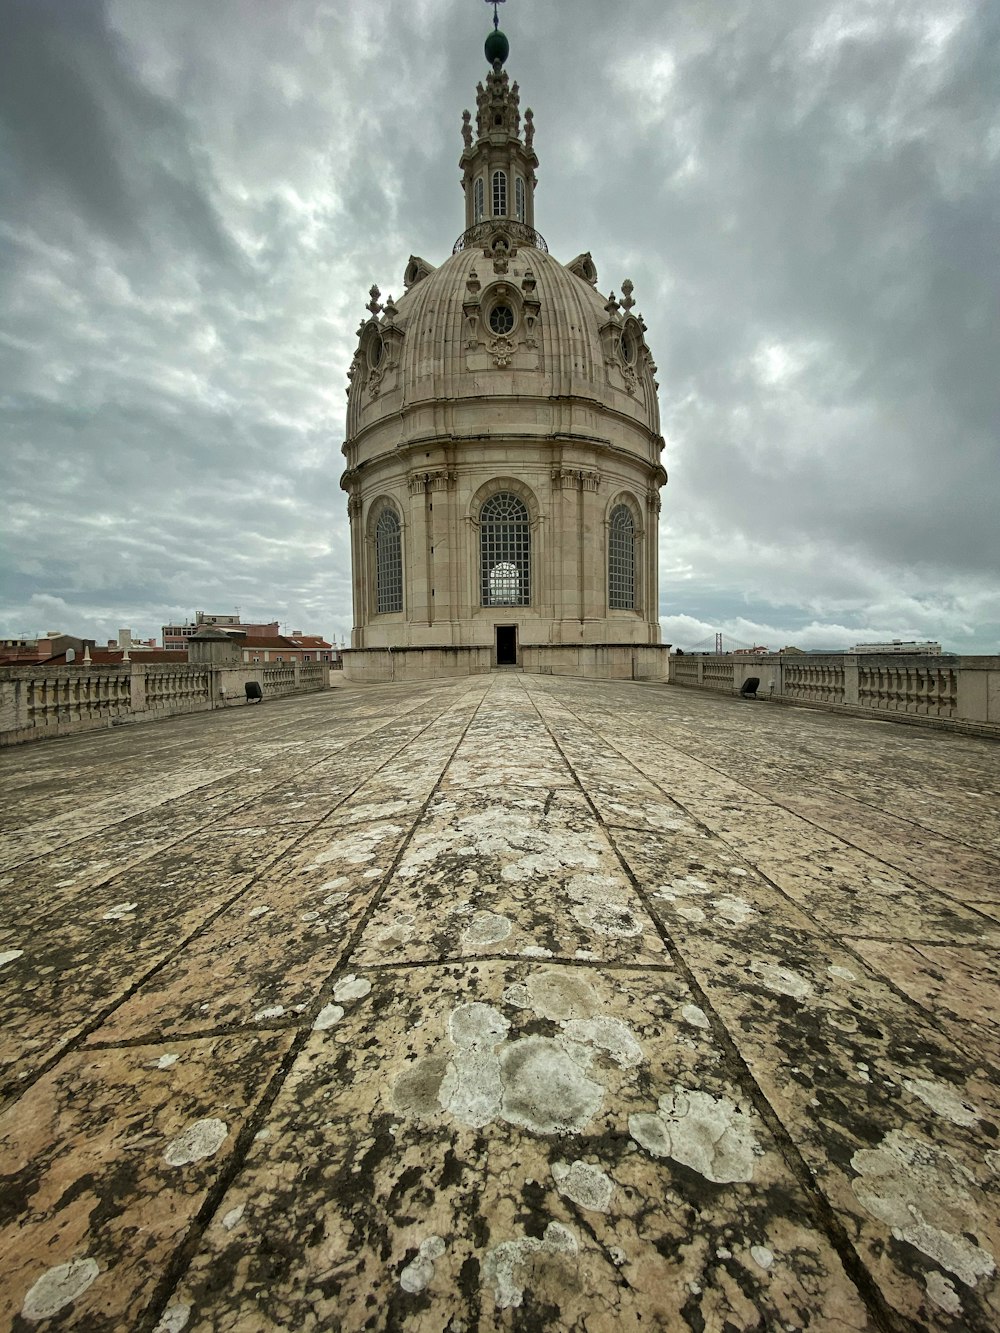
left=668, top=653, right=1000, bottom=738
left=0, top=660, right=329, bottom=747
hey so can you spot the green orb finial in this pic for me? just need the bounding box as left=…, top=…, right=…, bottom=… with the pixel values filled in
left=485, top=28, right=509, bottom=67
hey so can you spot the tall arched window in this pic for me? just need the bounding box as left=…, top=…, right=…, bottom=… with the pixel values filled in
left=492, top=170, right=507, bottom=217
left=480, top=492, right=530, bottom=606
left=474, top=177, right=484, bottom=224
left=608, top=505, right=635, bottom=610
left=515, top=177, right=525, bottom=222
left=375, top=508, right=403, bottom=613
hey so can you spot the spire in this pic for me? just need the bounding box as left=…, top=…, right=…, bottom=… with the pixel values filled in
left=458, top=3, right=538, bottom=236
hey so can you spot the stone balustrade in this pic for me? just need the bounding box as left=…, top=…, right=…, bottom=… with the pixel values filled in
left=0, top=659, right=328, bottom=747
left=668, top=652, right=1000, bottom=736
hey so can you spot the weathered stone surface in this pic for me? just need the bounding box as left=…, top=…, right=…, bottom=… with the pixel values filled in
left=1, top=674, right=998, bottom=1330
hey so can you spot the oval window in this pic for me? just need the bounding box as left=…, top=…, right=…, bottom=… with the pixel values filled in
left=489, top=305, right=515, bottom=335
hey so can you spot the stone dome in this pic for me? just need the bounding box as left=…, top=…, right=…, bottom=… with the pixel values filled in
left=345, top=231, right=661, bottom=463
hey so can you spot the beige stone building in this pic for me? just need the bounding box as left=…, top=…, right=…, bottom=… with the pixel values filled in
left=341, top=30, right=667, bottom=681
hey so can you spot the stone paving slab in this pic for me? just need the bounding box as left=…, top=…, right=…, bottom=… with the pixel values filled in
left=1, top=673, right=999, bottom=1331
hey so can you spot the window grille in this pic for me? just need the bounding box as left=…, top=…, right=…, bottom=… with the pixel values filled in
left=515, top=176, right=525, bottom=222
left=488, top=304, right=514, bottom=334
left=376, top=507, right=403, bottom=613
left=492, top=170, right=507, bottom=217
left=474, top=177, right=484, bottom=224
left=480, top=492, right=530, bottom=606
left=608, top=505, right=635, bottom=610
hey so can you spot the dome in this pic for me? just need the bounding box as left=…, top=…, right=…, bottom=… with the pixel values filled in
left=347, top=231, right=660, bottom=455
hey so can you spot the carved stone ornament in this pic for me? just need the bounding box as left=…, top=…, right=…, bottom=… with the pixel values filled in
left=621, top=364, right=638, bottom=396
left=620, top=278, right=635, bottom=312
left=461, top=109, right=473, bottom=149
left=367, top=364, right=385, bottom=397
left=488, top=334, right=515, bottom=367
left=408, top=469, right=455, bottom=495
left=366, top=285, right=383, bottom=317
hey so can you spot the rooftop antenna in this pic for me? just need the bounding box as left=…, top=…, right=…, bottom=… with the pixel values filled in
left=485, top=0, right=506, bottom=30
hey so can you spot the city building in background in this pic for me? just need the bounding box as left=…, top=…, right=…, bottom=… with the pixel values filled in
left=850, top=640, right=943, bottom=654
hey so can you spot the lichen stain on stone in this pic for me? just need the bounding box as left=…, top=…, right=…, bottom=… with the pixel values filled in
left=390, top=1054, right=451, bottom=1116
left=749, top=1244, right=774, bottom=1270
left=440, top=1049, right=503, bottom=1128
left=567, top=872, right=644, bottom=937
left=305, top=824, right=403, bottom=870
left=149, top=1053, right=179, bottom=1069
left=461, top=910, right=512, bottom=948
left=713, top=894, right=755, bottom=925
left=152, top=1305, right=191, bottom=1332
left=827, top=964, right=856, bottom=982
left=552, top=1158, right=615, bottom=1213
left=313, top=1002, right=345, bottom=1031
left=397, top=809, right=605, bottom=885
left=676, top=904, right=707, bottom=923
left=448, top=1002, right=509, bottom=1048
left=629, top=1088, right=762, bottom=1184
left=499, top=1036, right=604, bottom=1134
left=679, top=1003, right=710, bottom=1030
left=333, top=974, right=372, bottom=1003
left=902, top=1076, right=981, bottom=1127
left=101, top=901, right=138, bottom=920
left=524, top=969, right=600, bottom=1020
left=251, top=1004, right=285, bottom=1021
left=163, top=1117, right=229, bottom=1167
left=749, top=960, right=813, bottom=999
left=21, top=1257, right=100, bottom=1321
left=561, top=1016, right=644, bottom=1069
left=399, top=1235, right=446, bottom=1293
left=851, top=1129, right=996, bottom=1286
left=0, top=948, right=24, bottom=968
left=482, top=1221, right=579, bottom=1310
left=925, top=1270, right=962, bottom=1314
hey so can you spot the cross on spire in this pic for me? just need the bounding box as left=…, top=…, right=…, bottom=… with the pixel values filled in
left=485, top=0, right=506, bottom=31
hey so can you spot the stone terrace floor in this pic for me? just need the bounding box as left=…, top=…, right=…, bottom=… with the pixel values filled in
left=1, top=674, right=999, bottom=1333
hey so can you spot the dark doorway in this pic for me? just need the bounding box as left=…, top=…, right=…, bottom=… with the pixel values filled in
left=496, top=625, right=517, bottom=665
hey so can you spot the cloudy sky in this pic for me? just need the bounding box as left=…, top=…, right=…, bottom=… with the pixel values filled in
left=2, top=0, right=997, bottom=652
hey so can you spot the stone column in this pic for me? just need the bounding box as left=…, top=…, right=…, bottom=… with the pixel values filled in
left=428, top=470, right=455, bottom=630
left=647, top=486, right=661, bottom=642
left=407, top=473, right=431, bottom=626
left=347, top=494, right=365, bottom=648
left=581, top=470, right=603, bottom=626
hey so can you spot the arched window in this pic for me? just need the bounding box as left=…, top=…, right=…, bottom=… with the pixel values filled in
left=492, top=170, right=507, bottom=217
left=515, top=176, right=525, bottom=222
left=474, top=177, right=484, bottom=224
left=608, top=505, right=635, bottom=610
left=480, top=492, right=530, bottom=606
left=375, top=508, right=403, bottom=614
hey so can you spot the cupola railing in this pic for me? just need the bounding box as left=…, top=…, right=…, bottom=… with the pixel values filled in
left=453, top=220, right=548, bottom=255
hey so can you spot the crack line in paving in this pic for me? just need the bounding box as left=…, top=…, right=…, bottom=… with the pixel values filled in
left=1, top=683, right=489, bottom=1111
left=139, top=677, right=494, bottom=1332
left=518, top=674, right=923, bottom=1333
